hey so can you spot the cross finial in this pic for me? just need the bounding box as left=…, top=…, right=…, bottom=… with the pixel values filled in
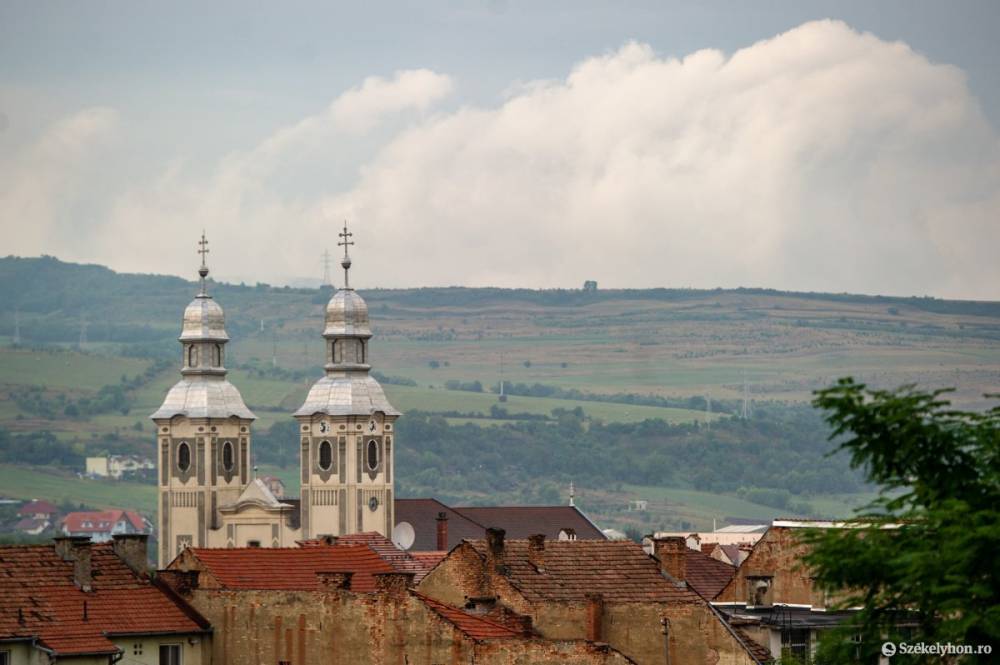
left=197, top=231, right=210, bottom=295
left=337, top=221, right=355, bottom=289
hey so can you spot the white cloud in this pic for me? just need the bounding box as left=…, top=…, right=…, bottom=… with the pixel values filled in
left=316, top=20, right=1000, bottom=297
left=0, top=107, right=118, bottom=257
left=6, top=21, right=1000, bottom=299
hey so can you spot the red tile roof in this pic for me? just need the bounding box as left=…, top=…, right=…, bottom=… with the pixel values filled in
left=62, top=510, right=146, bottom=534
left=414, top=592, right=521, bottom=640
left=466, top=539, right=702, bottom=604
left=0, top=542, right=207, bottom=656
left=685, top=548, right=736, bottom=600
left=336, top=532, right=439, bottom=583
left=182, top=545, right=395, bottom=592
left=18, top=500, right=58, bottom=516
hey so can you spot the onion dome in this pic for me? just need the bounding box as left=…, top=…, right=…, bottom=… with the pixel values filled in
left=151, top=233, right=254, bottom=421
left=180, top=295, right=229, bottom=341
left=323, top=289, right=371, bottom=337
left=295, top=222, right=398, bottom=418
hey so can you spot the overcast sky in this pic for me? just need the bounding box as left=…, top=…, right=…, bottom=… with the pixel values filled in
left=2, top=1, right=999, bottom=298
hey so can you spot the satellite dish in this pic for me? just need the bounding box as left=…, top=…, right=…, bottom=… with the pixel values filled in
left=392, top=521, right=415, bottom=551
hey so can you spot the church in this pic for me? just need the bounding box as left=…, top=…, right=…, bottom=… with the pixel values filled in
left=151, top=228, right=604, bottom=567
left=151, top=227, right=398, bottom=566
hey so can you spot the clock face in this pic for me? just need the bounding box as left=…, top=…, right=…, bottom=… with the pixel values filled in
left=368, top=496, right=379, bottom=512
left=318, top=422, right=329, bottom=433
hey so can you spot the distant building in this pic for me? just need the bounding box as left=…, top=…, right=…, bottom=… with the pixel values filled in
left=86, top=454, right=154, bottom=479
left=61, top=509, right=149, bottom=542
left=17, top=500, right=58, bottom=521
left=14, top=517, right=50, bottom=535
left=583, top=280, right=598, bottom=291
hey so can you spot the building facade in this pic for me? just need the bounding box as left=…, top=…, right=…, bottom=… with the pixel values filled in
left=152, top=230, right=399, bottom=566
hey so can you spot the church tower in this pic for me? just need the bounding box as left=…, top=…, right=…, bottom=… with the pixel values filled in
left=151, top=234, right=255, bottom=566
left=294, top=223, right=400, bottom=539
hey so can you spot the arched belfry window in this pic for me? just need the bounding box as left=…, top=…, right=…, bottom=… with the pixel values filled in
left=213, top=344, right=222, bottom=367
left=222, top=441, right=234, bottom=472
left=318, top=440, right=333, bottom=471
left=366, top=439, right=379, bottom=471
left=177, top=441, right=191, bottom=472
left=187, top=345, right=196, bottom=368
left=360, top=341, right=367, bottom=363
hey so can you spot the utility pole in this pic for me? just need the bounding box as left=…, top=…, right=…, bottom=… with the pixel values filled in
left=78, top=317, right=88, bottom=347
left=272, top=331, right=278, bottom=368
left=321, top=249, right=333, bottom=287
left=13, top=309, right=20, bottom=346
left=498, top=352, right=507, bottom=402
left=740, top=370, right=752, bottom=420
left=705, top=391, right=711, bottom=429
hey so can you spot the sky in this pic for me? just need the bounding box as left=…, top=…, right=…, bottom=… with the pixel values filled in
left=1, top=1, right=999, bottom=299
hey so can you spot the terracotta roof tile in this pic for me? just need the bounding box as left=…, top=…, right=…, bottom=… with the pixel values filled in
left=17, top=500, right=58, bottom=516
left=685, top=548, right=736, bottom=600
left=61, top=510, right=147, bottom=534
left=336, top=532, right=439, bottom=583
left=415, top=592, right=521, bottom=640
left=0, top=542, right=206, bottom=656
left=466, top=539, right=702, bottom=604
left=184, top=545, right=395, bottom=592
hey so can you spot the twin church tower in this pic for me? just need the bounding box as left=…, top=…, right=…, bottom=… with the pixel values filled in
left=151, top=227, right=399, bottom=566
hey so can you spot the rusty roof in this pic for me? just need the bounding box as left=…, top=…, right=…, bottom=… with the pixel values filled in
left=466, top=539, right=701, bottom=604
left=415, top=592, right=522, bottom=640
left=0, top=542, right=207, bottom=656
left=685, top=548, right=736, bottom=600
left=182, top=545, right=394, bottom=592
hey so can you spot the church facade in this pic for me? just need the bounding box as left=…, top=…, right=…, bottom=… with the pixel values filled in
left=151, top=229, right=399, bottom=566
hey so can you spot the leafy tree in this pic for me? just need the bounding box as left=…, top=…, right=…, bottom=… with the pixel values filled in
left=805, top=379, right=1000, bottom=663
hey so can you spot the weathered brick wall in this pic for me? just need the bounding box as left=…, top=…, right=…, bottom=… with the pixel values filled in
left=716, top=527, right=815, bottom=606
left=182, top=587, right=634, bottom=665
left=530, top=601, right=756, bottom=665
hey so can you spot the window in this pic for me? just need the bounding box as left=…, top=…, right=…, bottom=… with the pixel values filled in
left=222, top=441, right=234, bottom=472
left=781, top=628, right=810, bottom=662
left=177, top=442, right=191, bottom=472
left=747, top=576, right=772, bottom=607
left=366, top=439, right=379, bottom=471
left=318, top=440, right=333, bottom=471
left=133, top=643, right=143, bottom=656
left=212, top=344, right=221, bottom=367
left=247, top=540, right=261, bottom=548
left=0, top=650, right=9, bottom=665
left=159, top=644, right=182, bottom=665
left=187, top=345, right=196, bottom=368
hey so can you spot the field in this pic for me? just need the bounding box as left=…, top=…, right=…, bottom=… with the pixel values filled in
left=0, top=464, right=156, bottom=514
left=1, top=257, right=999, bottom=534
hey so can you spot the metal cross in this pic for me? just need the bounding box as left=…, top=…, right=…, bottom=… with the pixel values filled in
left=337, top=222, right=354, bottom=257
left=198, top=232, right=210, bottom=267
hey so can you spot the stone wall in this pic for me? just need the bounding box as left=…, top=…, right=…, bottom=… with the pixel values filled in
left=716, top=526, right=815, bottom=606
left=179, top=585, right=633, bottom=665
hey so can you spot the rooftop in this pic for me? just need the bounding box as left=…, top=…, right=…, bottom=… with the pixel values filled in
left=466, top=538, right=701, bottom=604
left=177, top=544, right=395, bottom=592
left=0, top=541, right=207, bottom=656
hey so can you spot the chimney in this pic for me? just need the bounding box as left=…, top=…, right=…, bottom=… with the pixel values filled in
left=320, top=535, right=338, bottom=546
left=112, top=534, right=149, bottom=576
left=486, top=527, right=506, bottom=559
left=436, top=512, right=449, bottom=551
left=315, top=571, right=353, bottom=592
left=585, top=592, right=604, bottom=642
left=653, top=536, right=687, bottom=585
left=374, top=572, right=415, bottom=597
left=527, top=534, right=546, bottom=572
left=685, top=533, right=701, bottom=550
left=54, top=536, right=93, bottom=592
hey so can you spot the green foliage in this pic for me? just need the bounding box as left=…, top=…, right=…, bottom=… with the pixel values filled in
left=805, top=379, right=1000, bottom=663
